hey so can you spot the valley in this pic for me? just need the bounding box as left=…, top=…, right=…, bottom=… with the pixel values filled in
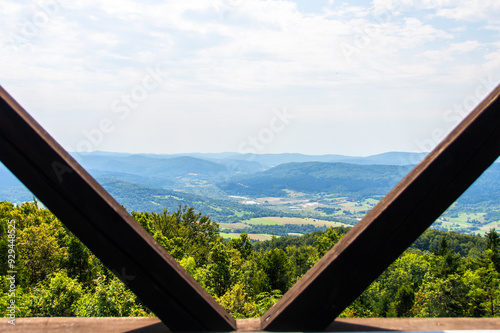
left=1, top=151, right=500, bottom=240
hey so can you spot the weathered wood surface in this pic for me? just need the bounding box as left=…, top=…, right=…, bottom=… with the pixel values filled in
left=2, top=317, right=500, bottom=332
left=262, top=83, right=500, bottom=331
left=0, top=86, right=236, bottom=332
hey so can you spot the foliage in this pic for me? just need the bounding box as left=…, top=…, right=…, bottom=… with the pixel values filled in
left=1, top=200, right=499, bottom=320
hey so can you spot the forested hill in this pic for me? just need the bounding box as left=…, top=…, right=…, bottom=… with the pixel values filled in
left=100, top=179, right=278, bottom=223
left=218, top=162, right=413, bottom=198
left=254, top=228, right=488, bottom=257
left=453, top=163, right=500, bottom=206
left=1, top=201, right=499, bottom=319
left=76, top=155, right=230, bottom=179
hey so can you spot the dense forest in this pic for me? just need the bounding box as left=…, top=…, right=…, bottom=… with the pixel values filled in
left=1, top=201, right=499, bottom=319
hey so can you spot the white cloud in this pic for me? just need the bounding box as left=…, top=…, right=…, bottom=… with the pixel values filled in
left=420, top=40, right=483, bottom=61
left=436, top=1, right=500, bottom=22
left=1, top=0, right=499, bottom=155
left=373, top=0, right=500, bottom=23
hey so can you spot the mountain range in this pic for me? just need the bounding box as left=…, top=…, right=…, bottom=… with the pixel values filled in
left=2, top=151, right=499, bottom=219
left=1, top=151, right=428, bottom=203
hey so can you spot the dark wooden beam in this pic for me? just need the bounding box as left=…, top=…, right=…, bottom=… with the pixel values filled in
left=0, top=86, right=236, bottom=332
left=262, top=83, right=500, bottom=331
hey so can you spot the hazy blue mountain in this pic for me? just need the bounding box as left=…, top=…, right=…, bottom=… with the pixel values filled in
left=0, top=164, right=24, bottom=187
left=86, top=170, right=175, bottom=189
left=72, top=153, right=265, bottom=178
left=0, top=164, right=32, bottom=203
left=2, top=151, right=500, bottom=218
left=214, top=151, right=428, bottom=168
left=218, top=162, right=413, bottom=198
left=344, top=152, right=428, bottom=166
left=74, top=155, right=227, bottom=179
left=454, top=163, right=500, bottom=205
left=72, top=151, right=429, bottom=170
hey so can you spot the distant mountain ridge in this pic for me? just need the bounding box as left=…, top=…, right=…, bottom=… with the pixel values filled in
left=224, top=151, right=428, bottom=168
left=2, top=151, right=500, bottom=226
left=218, top=162, right=413, bottom=198
left=0, top=150, right=433, bottom=205
left=73, top=150, right=429, bottom=169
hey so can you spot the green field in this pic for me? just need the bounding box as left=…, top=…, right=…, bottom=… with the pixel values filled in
left=241, top=216, right=349, bottom=227
left=220, top=216, right=350, bottom=242
left=220, top=232, right=240, bottom=239
left=220, top=232, right=273, bottom=241
left=447, top=212, right=486, bottom=223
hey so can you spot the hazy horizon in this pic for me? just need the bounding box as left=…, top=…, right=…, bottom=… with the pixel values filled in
left=69, top=149, right=429, bottom=158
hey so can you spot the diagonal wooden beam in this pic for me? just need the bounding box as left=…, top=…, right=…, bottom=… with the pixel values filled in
left=262, top=83, right=500, bottom=331
left=0, top=86, right=236, bottom=332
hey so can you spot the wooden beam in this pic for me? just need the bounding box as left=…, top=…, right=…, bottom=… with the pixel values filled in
left=8, top=317, right=500, bottom=332
left=262, top=83, right=500, bottom=331
left=0, top=86, right=236, bottom=332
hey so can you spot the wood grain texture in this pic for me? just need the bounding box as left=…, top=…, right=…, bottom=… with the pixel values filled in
left=0, top=86, right=236, bottom=332
left=262, top=83, right=500, bottom=331
left=3, top=317, right=500, bottom=332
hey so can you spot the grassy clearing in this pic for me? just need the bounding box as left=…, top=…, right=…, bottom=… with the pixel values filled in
left=218, top=222, right=250, bottom=230
left=233, top=210, right=246, bottom=217
left=448, top=212, right=485, bottom=223
left=481, top=221, right=500, bottom=231
left=220, top=232, right=240, bottom=239
left=221, top=232, right=273, bottom=241
left=249, top=234, right=273, bottom=241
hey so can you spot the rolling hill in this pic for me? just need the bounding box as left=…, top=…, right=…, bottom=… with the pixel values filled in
left=217, top=162, right=413, bottom=199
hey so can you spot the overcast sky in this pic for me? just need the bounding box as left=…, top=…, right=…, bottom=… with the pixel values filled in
left=1, top=0, right=500, bottom=156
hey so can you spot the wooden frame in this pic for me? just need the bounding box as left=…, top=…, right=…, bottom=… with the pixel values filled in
left=1, top=82, right=500, bottom=331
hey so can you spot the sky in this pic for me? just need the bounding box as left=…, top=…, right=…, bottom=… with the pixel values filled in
left=1, top=0, right=500, bottom=156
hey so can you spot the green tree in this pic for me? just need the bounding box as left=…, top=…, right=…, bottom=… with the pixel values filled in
left=30, top=271, right=83, bottom=317
left=261, top=248, right=290, bottom=294
left=75, top=273, right=150, bottom=317
left=62, top=234, right=99, bottom=286
left=286, top=245, right=317, bottom=282
left=485, top=229, right=500, bottom=271
left=486, top=228, right=500, bottom=252
left=363, top=251, right=430, bottom=317
left=463, top=257, right=500, bottom=317
left=314, top=227, right=339, bottom=258
left=215, top=282, right=256, bottom=319
left=206, top=240, right=232, bottom=297
left=412, top=274, right=469, bottom=317
left=228, top=233, right=253, bottom=260
left=390, top=284, right=415, bottom=317
left=18, top=223, right=65, bottom=286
